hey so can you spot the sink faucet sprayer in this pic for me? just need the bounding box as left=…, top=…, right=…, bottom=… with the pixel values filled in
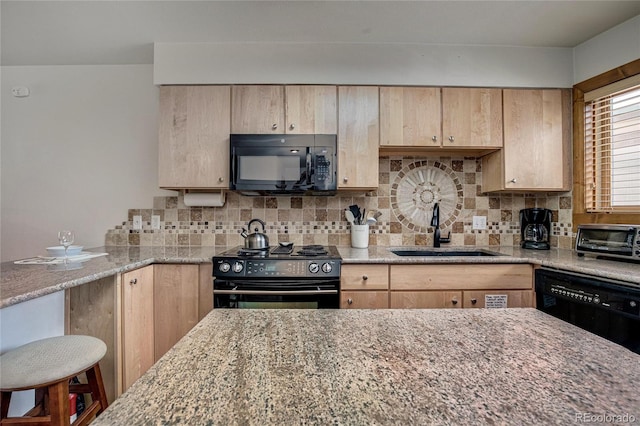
left=431, top=203, right=441, bottom=248
left=430, top=203, right=451, bottom=247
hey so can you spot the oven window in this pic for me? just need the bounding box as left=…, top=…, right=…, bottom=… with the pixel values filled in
left=239, top=156, right=300, bottom=181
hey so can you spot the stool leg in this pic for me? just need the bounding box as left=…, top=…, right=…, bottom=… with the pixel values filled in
left=86, top=363, right=109, bottom=414
left=48, top=380, right=70, bottom=426
left=1, top=391, right=11, bottom=419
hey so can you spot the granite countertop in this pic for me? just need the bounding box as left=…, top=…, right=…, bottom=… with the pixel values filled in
left=0, top=246, right=223, bottom=308
left=3, top=245, right=640, bottom=309
left=93, top=308, right=640, bottom=425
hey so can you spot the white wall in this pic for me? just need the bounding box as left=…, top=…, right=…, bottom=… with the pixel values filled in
left=154, top=42, right=574, bottom=88
left=573, top=14, right=640, bottom=83
left=1, top=65, right=173, bottom=261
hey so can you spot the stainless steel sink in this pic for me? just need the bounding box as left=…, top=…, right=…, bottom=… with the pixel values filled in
left=391, top=249, right=499, bottom=257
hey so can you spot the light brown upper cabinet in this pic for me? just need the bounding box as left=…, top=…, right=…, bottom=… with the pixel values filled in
left=284, top=86, right=337, bottom=134
left=158, top=86, right=231, bottom=189
left=380, top=87, right=502, bottom=155
left=231, top=85, right=285, bottom=134
left=481, top=89, right=571, bottom=192
left=442, top=88, right=503, bottom=149
left=338, top=86, right=379, bottom=189
left=231, top=85, right=337, bottom=134
left=380, top=87, right=441, bottom=147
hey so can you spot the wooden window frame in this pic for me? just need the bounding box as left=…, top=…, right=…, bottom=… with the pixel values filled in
left=573, top=58, right=640, bottom=228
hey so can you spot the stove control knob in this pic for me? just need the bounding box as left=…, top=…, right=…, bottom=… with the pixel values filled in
left=219, top=262, right=231, bottom=273
left=232, top=261, right=244, bottom=273
left=309, top=262, right=319, bottom=274
left=322, top=262, right=333, bottom=273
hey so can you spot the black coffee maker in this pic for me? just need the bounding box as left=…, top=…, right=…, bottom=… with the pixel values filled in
left=519, top=208, right=552, bottom=250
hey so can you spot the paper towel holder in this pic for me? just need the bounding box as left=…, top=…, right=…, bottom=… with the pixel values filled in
left=183, top=190, right=226, bottom=207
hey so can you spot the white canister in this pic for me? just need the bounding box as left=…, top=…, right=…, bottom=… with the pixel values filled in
left=351, top=224, right=370, bottom=248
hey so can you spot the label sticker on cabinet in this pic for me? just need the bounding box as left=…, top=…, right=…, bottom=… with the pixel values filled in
left=485, top=294, right=508, bottom=308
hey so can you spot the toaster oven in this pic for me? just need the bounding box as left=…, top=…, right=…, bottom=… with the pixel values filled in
left=575, top=224, right=640, bottom=262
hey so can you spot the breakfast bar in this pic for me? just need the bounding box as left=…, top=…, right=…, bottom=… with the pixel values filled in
left=92, top=308, right=639, bottom=425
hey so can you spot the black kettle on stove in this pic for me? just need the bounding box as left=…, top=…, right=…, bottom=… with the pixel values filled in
left=519, top=208, right=552, bottom=250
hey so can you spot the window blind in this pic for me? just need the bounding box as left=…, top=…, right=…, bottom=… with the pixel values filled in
left=584, top=78, right=640, bottom=213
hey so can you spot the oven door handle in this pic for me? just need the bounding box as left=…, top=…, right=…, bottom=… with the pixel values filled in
left=214, top=289, right=338, bottom=295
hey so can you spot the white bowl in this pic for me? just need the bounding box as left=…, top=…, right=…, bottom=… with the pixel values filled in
left=46, top=245, right=83, bottom=257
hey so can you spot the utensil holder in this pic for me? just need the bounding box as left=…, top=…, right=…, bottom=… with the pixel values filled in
left=351, top=224, right=369, bottom=248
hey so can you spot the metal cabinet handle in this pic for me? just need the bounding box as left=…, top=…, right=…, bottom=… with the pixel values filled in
left=289, top=123, right=295, bottom=130
left=347, top=298, right=353, bottom=305
left=218, top=177, right=224, bottom=182
left=343, top=177, right=348, bottom=183
left=509, top=178, right=517, bottom=183
left=432, top=136, right=438, bottom=143
left=129, top=278, right=137, bottom=285
left=471, top=298, right=477, bottom=305
left=362, top=275, right=368, bottom=281
left=272, top=123, right=278, bottom=130
left=448, top=136, right=455, bottom=142
left=451, top=298, right=458, bottom=305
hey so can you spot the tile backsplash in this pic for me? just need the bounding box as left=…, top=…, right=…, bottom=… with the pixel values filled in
left=106, top=156, right=573, bottom=248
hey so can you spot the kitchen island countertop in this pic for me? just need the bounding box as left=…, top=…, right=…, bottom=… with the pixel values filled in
left=92, top=308, right=639, bottom=425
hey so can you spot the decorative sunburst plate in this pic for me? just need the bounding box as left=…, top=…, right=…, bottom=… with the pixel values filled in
left=390, top=161, right=463, bottom=233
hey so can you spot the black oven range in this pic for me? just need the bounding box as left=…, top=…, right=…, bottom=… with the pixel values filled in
left=212, top=245, right=342, bottom=309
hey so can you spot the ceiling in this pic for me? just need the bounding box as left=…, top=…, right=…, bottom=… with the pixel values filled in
left=2, top=1, right=640, bottom=66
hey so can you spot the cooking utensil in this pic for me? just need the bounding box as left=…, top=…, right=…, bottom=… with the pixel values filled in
left=349, top=205, right=360, bottom=224
left=240, top=218, right=270, bottom=249
left=345, top=209, right=355, bottom=225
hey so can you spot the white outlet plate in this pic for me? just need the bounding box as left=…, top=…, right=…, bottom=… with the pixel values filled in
left=133, top=215, right=143, bottom=230
left=472, top=216, right=487, bottom=230
left=151, top=215, right=161, bottom=230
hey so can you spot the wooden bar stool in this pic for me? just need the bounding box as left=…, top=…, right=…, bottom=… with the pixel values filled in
left=0, top=335, right=109, bottom=426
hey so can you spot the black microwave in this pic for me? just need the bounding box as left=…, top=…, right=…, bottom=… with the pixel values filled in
left=230, top=134, right=337, bottom=195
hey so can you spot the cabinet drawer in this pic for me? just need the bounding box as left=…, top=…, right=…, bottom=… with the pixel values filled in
left=341, top=291, right=388, bottom=309
left=390, top=264, right=532, bottom=290
left=390, top=291, right=462, bottom=309
left=341, top=264, right=389, bottom=290
left=463, top=290, right=534, bottom=308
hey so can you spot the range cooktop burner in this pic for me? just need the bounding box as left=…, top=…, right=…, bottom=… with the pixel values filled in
left=297, top=245, right=329, bottom=256
left=237, top=247, right=269, bottom=257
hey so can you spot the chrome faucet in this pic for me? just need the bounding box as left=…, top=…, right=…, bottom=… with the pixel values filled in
left=431, top=202, right=441, bottom=248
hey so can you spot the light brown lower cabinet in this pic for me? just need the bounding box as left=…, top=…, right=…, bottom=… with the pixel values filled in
left=390, top=291, right=462, bottom=309
left=66, top=262, right=214, bottom=399
left=340, top=264, right=389, bottom=308
left=463, top=290, right=534, bottom=308
left=153, top=264, right=200, bottom=361
left=122, top=265, right=155, bottom=391
left=341, top=291, right=388, bottom=309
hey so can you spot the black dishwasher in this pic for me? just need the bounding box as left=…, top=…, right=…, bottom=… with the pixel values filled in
left=535, top=268, right=640, bottom=354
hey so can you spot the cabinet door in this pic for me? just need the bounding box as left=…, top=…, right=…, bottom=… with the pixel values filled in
left=463, top=290, right=534, bottom=308
left=338, top=86, right=379, bottom=189
left=341, top=264, right=389, bottom=290
left=232, top=85, right=285, bottom=133
left=341, top=291, right=389, bottom=309
left=285, top=86, right=337, bottom=134
left=390, top=291, right=462, bottom=309
left=380, top=87, right=441, bottom=147
left=199, top=263, right=214, bottom=319
left=497, top=89, right=569, bottom=191
left=159, top=86, right=231, bottom=189
left=153, top=264, right=200, bottom=361
left=122, top=265, right=154, bottom=391
left=442, top=88, right=503, bottom=148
